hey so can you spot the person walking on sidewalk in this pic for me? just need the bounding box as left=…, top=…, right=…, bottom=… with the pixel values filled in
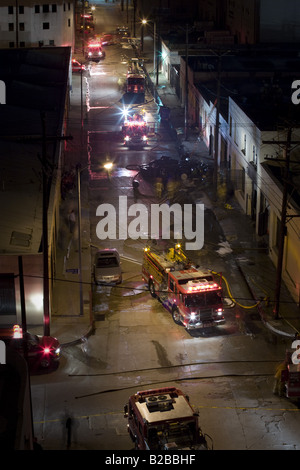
left=68, top=209, right=76, bottom=234
left=273, top=360, right=288, bottom=396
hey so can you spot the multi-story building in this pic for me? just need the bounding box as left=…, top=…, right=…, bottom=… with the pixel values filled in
left=0, top=0, right=75, bottom=49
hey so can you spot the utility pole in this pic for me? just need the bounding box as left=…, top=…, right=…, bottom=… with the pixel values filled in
left=213, top=52, right=222, bottom=198
left=263, top=127, right=300, bottom=319
left=183, top=24, right=194, bottom=141
left=41, top=112, right=50, bottom=337
left=273, top=127, right=291, bottom=319
left=40, top=114, right=72, bottom=335
left=184, top=24, right=189, bottom=141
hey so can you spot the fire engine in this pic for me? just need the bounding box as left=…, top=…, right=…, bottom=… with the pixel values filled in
left=142, top=244, right=225, bottom=329
left=281, top=338, right=300, bottom=399
left=122, top=111, right=149, bottom=147
left=124, top=387, right=211, bottom=450
left=126, top=71, right=145, bottom=101
left=85, top=41, right=105, bottom=62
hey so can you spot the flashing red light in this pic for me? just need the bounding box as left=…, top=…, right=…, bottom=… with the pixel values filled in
left=43, top=346, right=51, bottom=354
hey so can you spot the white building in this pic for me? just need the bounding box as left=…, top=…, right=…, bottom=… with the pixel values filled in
left=227, top=95, right=300, bottom=304
left=0, top=0, right=75, bottom=49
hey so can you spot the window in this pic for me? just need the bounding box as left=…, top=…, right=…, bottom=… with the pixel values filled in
left=229, top=115, right=232, bottom=136
left=8, top=5, right=13, bottom=14
left=252, top=145, right=257, bottom=166
left=9, top=23, right=14, bottom=31
left=9, top=41, right=15, bottom=47
left=35, top=5, right=40, bottom=12
left=19, top=5, right=24, bottom=13
left=242, top=134, right=246, bottom=155
left=43, top=22, right=50, bottom=29
left=43, top=4, right=49, bottom=12
left=20, top=41, right=25, bottom=47
left=68, top=18, right=71, bottom=27
left=19, top=22, right=25, bottom=31
left=52, top=4, right=57, bottom=12
left=49, top=39, right=55, bottom=45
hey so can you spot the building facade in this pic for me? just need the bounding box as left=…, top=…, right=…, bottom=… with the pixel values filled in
left=0, top=0, right=75, bottom=48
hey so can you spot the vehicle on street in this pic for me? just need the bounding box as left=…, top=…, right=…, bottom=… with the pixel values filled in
left=86, top=42, right=105, bottom=62
left=124, top=386, right=211, bottom=450
left=0, top=326, right=61, bottom=371
left=142, top=244, right=225, bottom=329
left=139, top=156, right=179, bottom=180
left=72, top=59, right=86, bottom=73
left=139, top=155, right=208, bottom=182
left=280, top=338, right=300, bottom=400
left=122, top=112, right=149, bottom=148
left=101, top=33, right=116, bottom=45
left=94, top=248, right=122, bottom=285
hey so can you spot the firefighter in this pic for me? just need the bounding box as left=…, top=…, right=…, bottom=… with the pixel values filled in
left=273, top=360, right=288, bottom=396
left=155, top=177, right=163, bottom=198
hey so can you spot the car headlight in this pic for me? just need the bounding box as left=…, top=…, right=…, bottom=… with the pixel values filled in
left=190, top=312, right=196, bottom=320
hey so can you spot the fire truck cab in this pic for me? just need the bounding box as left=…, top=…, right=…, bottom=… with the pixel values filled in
left=122, top=112, right=149, bottom=147
left=142, top=245, right=225, bottom=329
left=124, top=387, right=210, bottom=450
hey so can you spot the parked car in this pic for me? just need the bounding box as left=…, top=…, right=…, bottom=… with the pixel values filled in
left=94, top=249, right=122, bottom=285
left=72, top=59, right=86, bottom=73
left=139, top=155, right=209, bottom=182
left=139, top=156, right=179, bottom=180
left=1, top=328, right=61, bottom=371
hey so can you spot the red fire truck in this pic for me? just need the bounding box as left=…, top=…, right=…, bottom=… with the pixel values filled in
left=142, top=244, right=225, bottom=329
left=281, top=338, right=300, bottom=399
left=126, top=72, right=145, bottom=100
left=85, top=41, right=105, bottom=62
left=122, top=112, right=149, bottom=147
left=124, top=387, right=211, bottom=450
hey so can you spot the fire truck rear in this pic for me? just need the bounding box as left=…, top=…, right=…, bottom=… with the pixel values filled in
left=142, top=244, right=224, bottom=329
left=124, top=387, right=211, bottom=450
left=126, top=72, right=145, bottom=100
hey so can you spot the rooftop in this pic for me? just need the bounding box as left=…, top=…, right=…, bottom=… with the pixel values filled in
left=0, top=47, right=70, bottom=254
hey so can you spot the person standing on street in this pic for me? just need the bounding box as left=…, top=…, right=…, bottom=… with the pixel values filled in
left=68, top=209, right=76, bottom=234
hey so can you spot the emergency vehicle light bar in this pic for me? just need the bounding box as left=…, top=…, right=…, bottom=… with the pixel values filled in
left=187, top=282, right=219, bottom=292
